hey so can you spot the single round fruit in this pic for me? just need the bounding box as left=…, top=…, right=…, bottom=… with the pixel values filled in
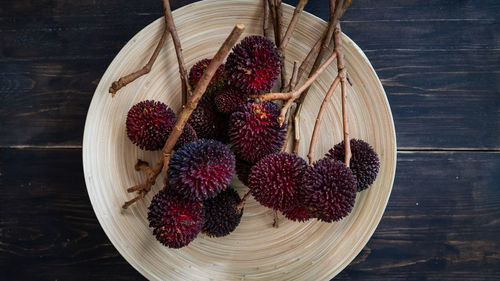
left=301, top=159, right=357, bottom=223
left=168, top=139, right=235, bottom=201
left=225, top=35, right=280, bottom=95
left=189, top=58, right=225, bottom=96
left=248, top=152, right=308, bottom=212
left=215, top=86, right=247, bottom=114
left=147, top=189, right=204, bottom=249
left=126, top=100, right=196, bottom=151
left=325, top=139, right=380, bottom=192
left=202, top=187, right=243, bottom=237
left=188, top=96, right=218, bottom=139
left=229, top=102, right=286, bottom=163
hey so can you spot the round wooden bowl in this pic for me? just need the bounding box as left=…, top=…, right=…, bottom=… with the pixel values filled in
left=83, top=0, right=397, bottom=280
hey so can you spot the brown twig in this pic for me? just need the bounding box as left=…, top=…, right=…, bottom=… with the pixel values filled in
left=334, top=24, right=351, bottom=166
left=109, top=30, right=168, bottom=97
left=267, top=0, right=280, bottom=46
left=278, top=61, right=299, bottom=126
left=307, top=76, right=341, bottom=164
left=252, top=50, right=337, bottom=102
left=282, top=106, right=294, bottom=152
left=273, top=211, right=280, bottom=228
left=279, top=0, right=307, bottom=91
left=292, top=104, right=302, bottom=154
left=291, top=30, right=323, bottom=91
left=296, top=0, right=340, bottom=105
left=123, top=24, right=246, bottom=208
left=263, top=0, right=271, bottom=37
left=291, top=0, right=353, bottom=155
left=162, top=0, right=191, bottom=105
left=237, top=190, right=252, bottom=214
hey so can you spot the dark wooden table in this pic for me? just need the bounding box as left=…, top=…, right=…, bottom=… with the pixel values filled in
left=1, top=0, right=499, bottom=280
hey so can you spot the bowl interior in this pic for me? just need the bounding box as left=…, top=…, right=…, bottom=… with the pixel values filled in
left=83, top=0, right=396, bottom=280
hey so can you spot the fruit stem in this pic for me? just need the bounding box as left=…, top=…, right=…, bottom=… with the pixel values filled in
left=263, top=0, right=271, bottom=38
left=162, top=0, right=192, bottom=106
left=278, top=61, right=299, bottom=126
left=307, top=75, right=341, bottom=164
left=334, top=24, right=352, bottom=166
left=109, top=30, right=168, bottom=97
left=237, top=190, right=252, bottom=214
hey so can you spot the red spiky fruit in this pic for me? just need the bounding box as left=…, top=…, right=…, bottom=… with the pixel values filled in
left=126, top=100, right=197, bottom=151
left=248, top=152, right=308, bottom=212
left=168, top=139, right=235, bottom=201
left=225, top=35, right=280, bottom=95
left=214, top=86, right=248, bottom=114
left=202, top=187, right=243, bottom=237
left=188, top=96, right=218, bottom=139
left=189, top=58, right=225, bottom=96
left=283, top=204, right=312, bottom=222
left=147, top=189, right=204, bottom=249
left=229, top=102, right=286, bottom=163
left=325, top=139, right=380, bottom=192
left=301, top=159, right=357, bottom=222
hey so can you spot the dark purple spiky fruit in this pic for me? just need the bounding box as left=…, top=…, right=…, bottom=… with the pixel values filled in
left=168, top=139, right=235, bottom=201
left=202, top=187, right=243, bottom=237
left=175, top=123, right=198, bottom=150
left=229, top=102, right=286, bottom=163
left=325, top=139, right=380, bottom=192
left=147, top=189, right=204, bottom=249
left=225, top=35, right=280, bottom=95
left=189, top=58, right=225, bottom=96
left=283, top=205, right=312, bottom=222
left=301, top=159, right=357, bottom=223
left=235, top=157, right=253, bottom=186
left=126, top=100, right=197, bottom=151
left=248, top=152, right=308, bottom=212
left=213, top=110, right=230, bottom=144
left=188, top=96, right=218, bottom=139
left=215, top=86, right=247, bottom=114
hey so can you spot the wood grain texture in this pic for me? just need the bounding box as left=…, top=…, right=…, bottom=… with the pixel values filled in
left=1, top=0, right=499, bottom=149
left=1, top=149, right=498, bottom=280
left=82, top=1, right=395, bottom=279
left=1, top=0, right=499, bottom=280
left=0, top=148, right=144, bottom=281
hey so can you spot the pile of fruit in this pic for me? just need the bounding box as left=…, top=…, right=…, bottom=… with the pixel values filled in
left=123, top=35, right=380, bottom=249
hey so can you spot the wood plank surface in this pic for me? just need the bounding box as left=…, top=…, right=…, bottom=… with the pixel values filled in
left=0, top=0, right=499, bottom=149
left=0, top=0, right=499, bottom=280
left=1, top=149, right=498, bottom=280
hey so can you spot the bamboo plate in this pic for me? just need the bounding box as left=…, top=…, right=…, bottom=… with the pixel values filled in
left=83, top=0, right=396, bottom=280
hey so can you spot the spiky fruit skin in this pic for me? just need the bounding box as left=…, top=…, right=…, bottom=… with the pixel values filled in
left=174, top=123, right=198, bottom=150
left=301, top=159, right=357, bottom=223
left=248, top=152, right=308, bottom=212
left=225, top=35, right=280, bottom=95
left=326, top=139, right=380, bottom=192
left=168, top=139, right=235, bottom=201
left=189, top=58, right=225, bottom=97
left=235, top=157, right=253, bottom=186
left=126, top=100, right=196, bottom=151
left=229, top=102, right=286, bottom=163
left=147, top=189, right=204, bottom=249
left=202, top=187, right=243, bottom=237
left=188, top=96, right=218, bottom=139
left=283, top=205, right=312, bottom=222
left=126, top=100, right=175, bottom=151
left=215, top=86, right=248, bottom=114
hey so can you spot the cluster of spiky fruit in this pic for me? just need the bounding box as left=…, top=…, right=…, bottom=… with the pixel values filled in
left=247, top=139, right=380, bottom=223
left=124, top=34, right=380, bottom=249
